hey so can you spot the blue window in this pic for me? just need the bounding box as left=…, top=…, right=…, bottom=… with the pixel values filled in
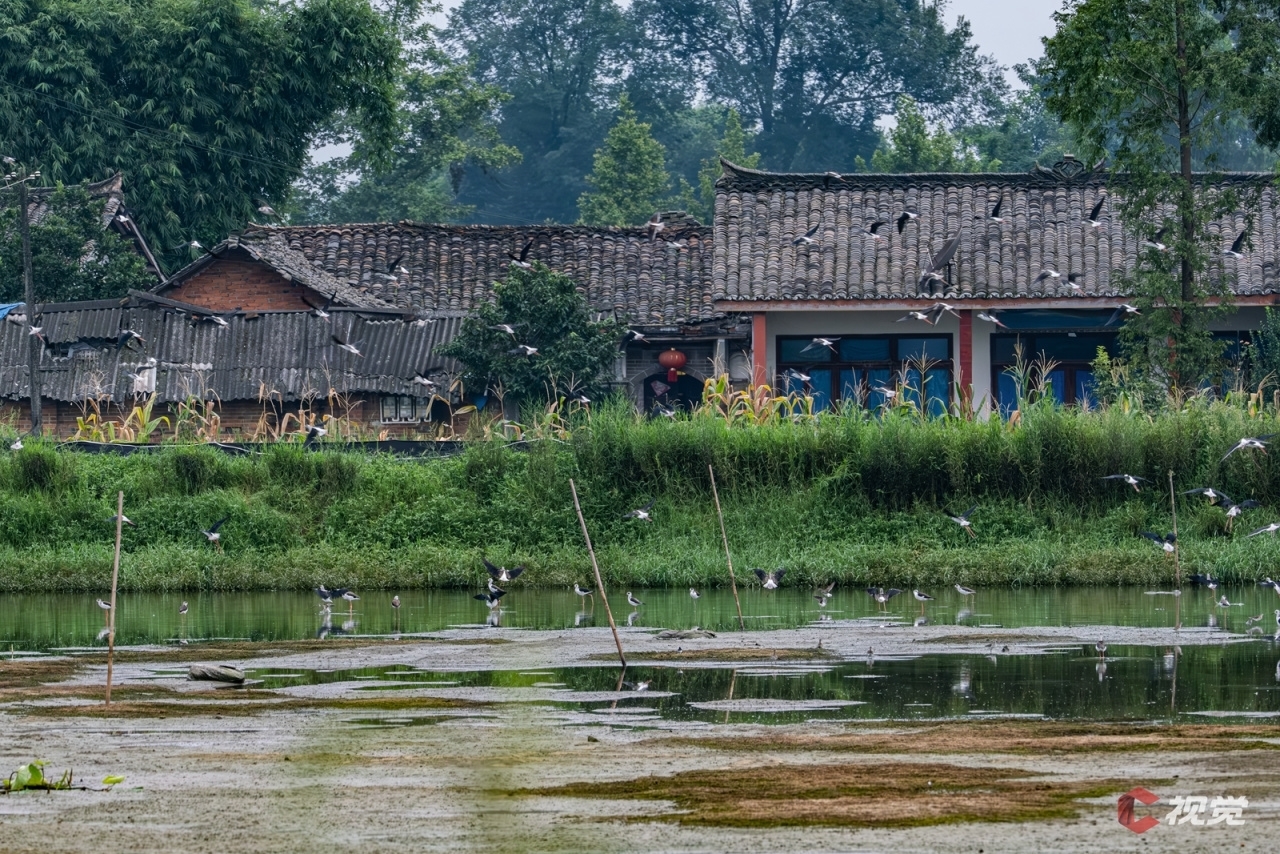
left=991, top=332, right=1117, bottom=411
left=777, top=335, right=951, bottom=413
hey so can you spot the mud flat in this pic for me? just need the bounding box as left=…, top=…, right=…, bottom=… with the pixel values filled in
left=0, top=623, right=1277, bottom=852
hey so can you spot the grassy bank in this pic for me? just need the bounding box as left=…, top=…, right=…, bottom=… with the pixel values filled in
left=4, top=399, right=1280, bottom=592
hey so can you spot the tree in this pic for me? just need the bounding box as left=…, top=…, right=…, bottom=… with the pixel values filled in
left=1039, top=0, right=1280, bottom=391
left=578, top=96, right=671, bottom=226
left=436, top=266, right=623, bottom=405
left=859, top=96, right=990, bottom=173
left=631, top=0, right=1003, bottom=170
left=0, top=0, right=402, bottom=270
left=677, top=108, right=759, bottom=223
left=292, top=2, right=519, bottom=224
left=0, top=184, right=154, bottom=304
left=957, top=67, right=1075, bottom=173
left=444, top=0, right=629, bottom=224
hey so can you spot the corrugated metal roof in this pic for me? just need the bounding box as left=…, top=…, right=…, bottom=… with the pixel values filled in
left=0, top=300, right=463, bottom=403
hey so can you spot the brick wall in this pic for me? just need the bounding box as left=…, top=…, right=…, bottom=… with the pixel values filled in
left=163, top=259, right=315, bottom=312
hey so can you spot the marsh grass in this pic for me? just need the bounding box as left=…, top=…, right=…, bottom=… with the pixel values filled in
left=2, top=397, right=1280, bottom=590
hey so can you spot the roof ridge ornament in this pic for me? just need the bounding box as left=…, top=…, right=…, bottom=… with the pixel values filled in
left=1031, top=154, right=1098, bottom=182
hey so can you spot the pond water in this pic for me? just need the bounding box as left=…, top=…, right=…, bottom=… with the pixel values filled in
left=1, top=585, right=1276, bottom=652
left=238, top=644, right=1280, bottom=725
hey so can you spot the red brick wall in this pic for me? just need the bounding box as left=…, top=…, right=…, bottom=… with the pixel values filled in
left=164, top=259, right=314, bottom=311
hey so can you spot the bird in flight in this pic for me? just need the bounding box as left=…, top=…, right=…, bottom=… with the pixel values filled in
left=896, top=210, right=918, bottom=233
left=1105, top=304, right=1141, bottom=326
left=1183, top=486, right=1228, bottom=504
left=1141, top=228, right=1170, bottom=252
left=862, top=221, right=889, bottom=243
left=976, top=311, right=1007, bottom=328
left=646, top=213, right=665, bottom=241
left=799, top=337, right=839, bottom=355
left=918, top=231, right=963, bottom=292
left=784, top=368, right=811, bottom=384
left=483, top=558, right=525, bottom=583
left=1222, top=434, right=1275, bottom=462
left=1102, top=473, right=1147, bottom=492
left=983, top=197, right=1007, bottom=224
left=1064, top=273, right=1083, bottom=293
left=623, top=329, right=648, bottom=344
left=508, top=238, right=534, bottom=269
left=948, top=506, right=977, bottom=538
left=331, top=333, right=363, bottom=357
left=202, top=516, right=229, bottom=550
left=897, top=309, right=939, bottom=325
left=1141, top=531, right=1177, bottom=553
left=107, top=513, right=136, bottom=527
left=492, top=323, right=519, bottom=337
left=507, top=344, right=538, bottom=357
left=1033, top=269, right=1062, bottom=285
left=754, top=568, right=786, bottom=590
left=117, top=329, right=146, bottom=351
left=623, top=500, right=655, bottom=522
left=1085, top=197, right=1106, bottom=228
left=1223, top=231, right=1247, bottom=259
left=792, top=224, right=820, bottom=246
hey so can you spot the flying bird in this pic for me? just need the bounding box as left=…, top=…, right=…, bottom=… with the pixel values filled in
left=305, top=424, right=327, bottom=445
left=10, top=438, right=22, bottom=451
left=1033, top=269, right=1061, bottom=284
left=983, top=197, right=1007, bottom=224
left=1188, top=572, right=1218, bottom=589
left=202, top=516, right=229, bottom=549
left=1248, top=522, right=1280, bottom=538
left=1224, top=231, right=1247, bottom=259
left=918, top=231, right=963, bottom=291
left=507, top=344, right=538, bottom=357
left=975, top=311, right=1007, bottom=328
left=331, top=334, right=363, bottom=357
left=492, top=323, right=519, bottom=337
left=1064, top=273, right=1083, bottom=293
left=1102, top=473, right=1147, bottom=492
left=862, top=221, right=889, bottom=242
left=107, top=513, right=136, bottom=527
left=784, top=368, right=811, bottom=384
left=1141, top=228, right=1169, bottom=252
left=1105, top=304, right=1141, bottom=326
left=1141, top=531, right=1178, bottom=553
left=483, top=558, right=525, bottom=583
left=1085, top=197, right=1106, bottom=228
left=897, top=309, right=938, bottom=325
left=311, top=291, right=338, bottom=320
left=508, top=239, right=534, bottom=269
left=1222, top=434, right=1275, bottom=462
left=754, top=568, right=786, bottom=590
left=948, top=505, right=977, bottom=538
left=1183, top=486, right=1229, bottom=504
left=799, top=337, right=839, bottom=355
left=623, top=500, right=655, bottom=522
left=896, top=210, right=918, bottom=233
left=116, top=329, right=146, bottom=351
left=646, top=213, right=665, bottom=241
left=623, top=329, right=649, bottom=344
left=792, top=224, right=820, bottom=246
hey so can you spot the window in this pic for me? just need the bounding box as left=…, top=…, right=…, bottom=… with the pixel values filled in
left=777, top=334, right=952, bottom=415
left=991, top=332, right=1117, bottom=414
left=380, top=396, right=430, bottom=423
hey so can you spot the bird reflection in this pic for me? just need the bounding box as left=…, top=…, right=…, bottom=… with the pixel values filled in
left=955, top=608, right=973, bottom=625
left=96, top=626, right=112, bottom=643
left=574, top=610, right=592, bottom=627
left=914, top=615, right=930, bottom=627
left=487, top=610, right=502, bottom=627
left=952, top=664, right=972, bottom=697
left=1096, top=661, right=1107, bottom=682
left=627, top=610, right=639, bottom=627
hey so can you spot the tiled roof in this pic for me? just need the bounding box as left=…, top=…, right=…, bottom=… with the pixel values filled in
left=713, top=158, right=1279, bottom=303
left=158, top=233, right=395, bottom=311
left=0, top=294, right=460, bottom=404
left=244, top=216, right=719, bottom=328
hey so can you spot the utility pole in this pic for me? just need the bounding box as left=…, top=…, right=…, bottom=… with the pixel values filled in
left=17, top=173, right=41, bottom=436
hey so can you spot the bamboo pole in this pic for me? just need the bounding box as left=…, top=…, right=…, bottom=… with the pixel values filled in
left=1168, top=470, right=1180, bottom=587
left=709, top=465, right=745, bottom=631
left=569, top=479, right=625, bottom=667
left=105, top=491, right=123, bottom=707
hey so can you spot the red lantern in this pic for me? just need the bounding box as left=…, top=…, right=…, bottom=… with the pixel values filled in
left=658, top=348, right=687, bottom=383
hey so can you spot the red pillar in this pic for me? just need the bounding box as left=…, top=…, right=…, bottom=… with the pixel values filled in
left=751, top=313, right=768, bottom=386
left=958, top=310, right=973, bottom=394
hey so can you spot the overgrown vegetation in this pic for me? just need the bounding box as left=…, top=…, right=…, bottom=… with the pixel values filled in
left=6, top=385, right=1280, bottom=592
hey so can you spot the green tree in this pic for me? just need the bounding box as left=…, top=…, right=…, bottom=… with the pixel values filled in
left=859, top=96, right=989, bottom=173
left=578, top=96, right=671, bottom=226
left=677, top=108, right=759, bottom=223
left=1039, top=0, right=1280, bottom=392
left=0, top=0, right=402, bottom=270
left=0, top=184, right=154, bottom=304
left=436, top=266, right=623, bottom=405
left=632, top=0, right=1004, bottom=170
left=293, top=2, right=519, bottom=224
left=957, top=67, right=1075, bottom=173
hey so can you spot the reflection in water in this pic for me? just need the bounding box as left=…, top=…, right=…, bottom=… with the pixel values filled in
left=241, top=643, right=1280, bottom=723
left=5, top=586, right=1280, bottom=651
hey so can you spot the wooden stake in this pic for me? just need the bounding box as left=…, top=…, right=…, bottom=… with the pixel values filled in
left=1168, top=470, right=1180, bottom=588
left=709, top=465, right=745, bottom=631
left=569, top=479, right=625, bottom=667
left=105, top=491, right=123, bottom=707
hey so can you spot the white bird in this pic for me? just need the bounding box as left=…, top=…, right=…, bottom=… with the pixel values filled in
left=507, top=344, right=538, bottom=357
left=1095, top=640, right=1108, bottom=658
left=1105, top=304, right=1142, bottom=326
left=1085, top=197, right=1106, bottom=228
left=1224, top=231, right=1247, bottom=258
left=1102, top=473, right=1147, bottom=492
left=689, top=587, right=700, bottom=600
left=573, top=583, right=594, bottom=604
left=947, top=505, right=977, bottom=538
left=799, top=337, right=839, bottom=355
left=392, top=595, right=400, bottom=610
left=1141, top=228, right=1169, bottom=252
left=791, top=224, right=820, bottom=246
left=754, top=568, right=786, bottom=590
left=413, top=375, right=436, bottom=389
left=201, top=516, right=229, bottom=547
left=623, top=679, right=651, bottom=691
left=645, top=213, right=666, bottom=241
left=179, top=601, right=188, bottom=615
left=983, top=197, right=1008, bottom=224
left=492, top=323, right=519, bottom=337
left=913, top=589, right=935, bottom=607
left=331, top=334, right=363, bottom=357
left=622, top=500, right=655, bottom=522
left=976, top=311, right=1007, bottom=328
left=96, top=598, right=112, bottom=611
left=10, top=438, right=22, bottom=451
left=474, top=590, right=505, bottom=609
left=508, top=238, right=534, bottom=268
left=955, top=584, right=976, bottom=597
left=1247, top=522, right=1280, bottom=537
left=626, top=591, right=643, bottom=607
left=896, top=210, right=918, bottom=233
left=483, top=558, right=525, bottom=583
left=28, top=325, right=43, bottom=342
left=1033, top=269, right=1061, bottom=284
left=1222, top=435, right=1274, bottom=462
left=862, top=221, right=889, bottom=242
left=107, top=513, right=135, bottom=527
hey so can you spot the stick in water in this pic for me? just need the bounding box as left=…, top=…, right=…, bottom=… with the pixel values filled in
left=106, top=490, right=123, bottom=707
left=709, top=465, right=745, bottom=631
left=569, top=479, right=625, bottom=667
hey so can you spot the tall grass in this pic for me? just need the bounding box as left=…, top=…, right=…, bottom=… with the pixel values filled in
left=2, top=396, right=1280, bottom=591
